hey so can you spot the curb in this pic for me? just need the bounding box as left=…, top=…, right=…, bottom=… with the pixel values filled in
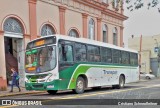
left=0, top=91, right=46, bottom=97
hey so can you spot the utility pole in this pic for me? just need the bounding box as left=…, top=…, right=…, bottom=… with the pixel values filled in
left=139, top=35, right=142, bottom=80
left=154, top=39, right=160, bottom=77
left=157, top=47, right=160, bottom=77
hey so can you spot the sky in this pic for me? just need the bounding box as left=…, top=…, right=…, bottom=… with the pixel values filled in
left=123, top=0, right=160, bottom=47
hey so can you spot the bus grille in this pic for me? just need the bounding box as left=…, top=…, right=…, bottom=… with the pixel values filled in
left=32, top=84, right=44, bottom=88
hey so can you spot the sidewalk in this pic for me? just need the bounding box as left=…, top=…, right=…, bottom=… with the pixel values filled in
left=0, top=86, right=45, bottom=97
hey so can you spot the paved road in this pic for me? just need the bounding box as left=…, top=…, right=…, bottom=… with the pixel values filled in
left=0, top=79, right=160, bottom=108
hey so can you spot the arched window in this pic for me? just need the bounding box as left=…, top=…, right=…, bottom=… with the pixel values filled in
left=113, top=0, right=119, bottom=8
left=113, top=27, right=118, bottom=45
left=3, top=18, right=23, bottom=34
left=41, top=24, right=55, bottom=36
left=88, top=18, right=95, bottom=40
left=68, top=29, right=79, bottom=38
left=103, top=24, right=108, bottom=43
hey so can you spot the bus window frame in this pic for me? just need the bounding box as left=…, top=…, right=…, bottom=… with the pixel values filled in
left=87, top=45, right=101, bottom=62
left=74, top=42, right=87, bottom=62
left=58, top=40, right=75, bottom=71
left=112, top=49, right=122, bottom=64
left=25, top=44, right=57, bottom=73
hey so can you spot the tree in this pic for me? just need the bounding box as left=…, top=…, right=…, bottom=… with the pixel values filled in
left=123, top=0, right=160, bottom=13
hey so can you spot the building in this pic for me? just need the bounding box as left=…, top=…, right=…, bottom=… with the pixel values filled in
left=0, top=0, right=127, bottom=90
left=128, top=34, right=160, bottom=76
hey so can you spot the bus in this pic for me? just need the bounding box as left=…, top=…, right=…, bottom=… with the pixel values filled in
left=25, top=34, right=139, bottom=94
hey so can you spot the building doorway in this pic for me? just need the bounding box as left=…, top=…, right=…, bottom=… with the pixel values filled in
left=4, top=37, right=18, bottom=85
left=3, top=17, right=25, bottom=86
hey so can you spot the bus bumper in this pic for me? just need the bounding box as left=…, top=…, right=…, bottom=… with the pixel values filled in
left=25, top=80, right=60, bottom=91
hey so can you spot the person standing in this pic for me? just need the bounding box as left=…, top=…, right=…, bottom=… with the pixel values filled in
left=10, top=68, right=21, bottom=92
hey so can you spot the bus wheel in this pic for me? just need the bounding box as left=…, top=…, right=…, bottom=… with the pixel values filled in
left=73, top=77, right=85, bottom=94
left=117, top=75, right=125, bottom=89
left=112, top=75, right=125, bottom=89
left=47, top=90, right=58, bottom=95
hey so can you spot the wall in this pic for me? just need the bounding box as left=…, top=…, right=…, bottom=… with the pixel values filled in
left=0, top=0, right=29, bottom=34
left=65, top=9, right=82, bottom=37
left=128, top=34, right=160, bottom=73
left=37, top=0, right=60, bottom=35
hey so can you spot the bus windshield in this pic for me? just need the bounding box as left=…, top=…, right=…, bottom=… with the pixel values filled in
left=25, top=46, right=56, bottom=73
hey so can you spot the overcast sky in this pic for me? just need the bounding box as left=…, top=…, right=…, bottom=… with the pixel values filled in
left=123, top=0, right=160, bottom=47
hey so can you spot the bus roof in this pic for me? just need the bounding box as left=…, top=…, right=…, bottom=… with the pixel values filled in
left=30, top=34, right=138, bottom=53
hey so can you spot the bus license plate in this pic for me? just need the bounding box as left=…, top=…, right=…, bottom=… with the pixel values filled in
left=47, top=85, right=54, bottom=88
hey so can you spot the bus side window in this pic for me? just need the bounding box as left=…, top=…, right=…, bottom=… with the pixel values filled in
left=65, top=45, right=73, bottom=62
left=130, top=53, right=138, bottom=66
left=75, top=43, right=87, bottom=62
left=58, top=44, right=65, bottom=61
left=101, top=47, right=112, bottom=63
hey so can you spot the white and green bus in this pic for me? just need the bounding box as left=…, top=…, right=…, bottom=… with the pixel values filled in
left=25, top=34, right=139, bottom=94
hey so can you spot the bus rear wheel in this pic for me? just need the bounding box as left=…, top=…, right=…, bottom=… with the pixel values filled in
left=73, top=77, right=85, bottom=94
left=47, top=90, right=58, bottom=95
left=112, top=75, right=125, bottom=89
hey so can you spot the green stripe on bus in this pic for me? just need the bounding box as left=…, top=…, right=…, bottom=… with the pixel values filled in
left=57, top=63, right=138, bottom=90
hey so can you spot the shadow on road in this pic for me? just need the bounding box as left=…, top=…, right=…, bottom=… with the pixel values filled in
left=30, top=85, right=144, bottom=97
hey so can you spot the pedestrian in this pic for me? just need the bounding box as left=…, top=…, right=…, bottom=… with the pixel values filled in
left=10, top=68, right=21, bottom=92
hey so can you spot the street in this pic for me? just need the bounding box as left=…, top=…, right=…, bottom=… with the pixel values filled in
left=0, top=79, right=160, bottom=108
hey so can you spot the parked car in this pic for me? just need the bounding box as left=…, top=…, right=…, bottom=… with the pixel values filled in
left=140, top=72, right=155, bottom=79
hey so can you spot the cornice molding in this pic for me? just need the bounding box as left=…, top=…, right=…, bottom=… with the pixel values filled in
left=82, top=13, right=88, bottom=18
left=59, top=6, right=67, bottom=12
left=73, top=0, right=106, bottom=11
left=97, top=17, right=102, bottom=22
left=28, top=0, right=37, bottom=4
left=102, top=9, right=128, bottom=21
left=74, top=0, right=127, bottom=21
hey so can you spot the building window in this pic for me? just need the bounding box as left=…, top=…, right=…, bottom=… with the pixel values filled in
left=103, top=24, right=108, bottom=43
left=41, top=24, right=55, bottom=36
left=68, top=29, right=79, bottom=38
left=112, top=0, right=120, bottom=11
left=3, top=18, right=23, bottom=34
left=88, top=18, right=95, bottom=40
left=113, top=0, right=119, bottom=9
left=113, top=27, right=118, bottom=45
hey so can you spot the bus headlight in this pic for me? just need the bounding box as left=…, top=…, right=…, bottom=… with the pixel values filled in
left=25, top=79, right=30, bottom=83
left=25, top=77, right=30, bottom=83
left=46, top=75, right=54, bottom=82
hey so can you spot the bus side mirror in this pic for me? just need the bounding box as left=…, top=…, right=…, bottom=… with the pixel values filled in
left=139, top=65, right=141, bottom=68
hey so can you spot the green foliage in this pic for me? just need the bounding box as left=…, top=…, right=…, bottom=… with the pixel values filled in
left=124, top=0, right=160, bottom=13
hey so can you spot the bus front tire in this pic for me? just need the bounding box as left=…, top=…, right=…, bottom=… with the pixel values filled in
left=47, top=90, right=58, bottom=95
left=73, top=77, right=85, bottom=94
left=112, top=75, right=125, bottom=89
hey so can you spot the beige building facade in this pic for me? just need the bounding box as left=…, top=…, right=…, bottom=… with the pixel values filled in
left=0, top=0, right=127, bottom=89
left=128, top=34, right=160, bottom=76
